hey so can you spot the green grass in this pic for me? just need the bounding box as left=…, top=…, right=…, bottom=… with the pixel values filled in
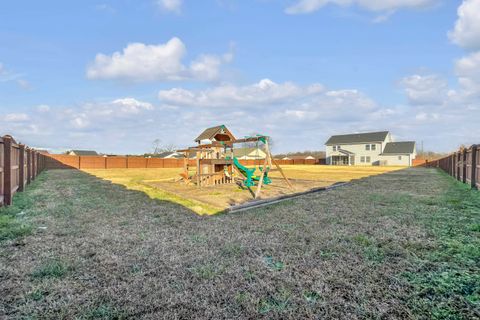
left=402, top=171, right=480, bottom=319
left=258, top=289, right=292, bottom=314
left=0, top=173, right=48, bottom=242
left=1, top=168, right=479, bottom=319
left=0, top=214, right=32, bottom=241
left=80, top=303, right=127, bottom=320
left=190, top=263, right=223, bottom=280
left=30, top=258, right=71, bottom=279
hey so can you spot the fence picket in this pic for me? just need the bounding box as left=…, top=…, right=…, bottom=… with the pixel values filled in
left=0, top=135, right=47, bottom=207
left=428, top=144, right=479, bottom=190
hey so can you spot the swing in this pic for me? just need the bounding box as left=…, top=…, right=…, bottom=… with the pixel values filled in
left=233, top=136, right=271, bottom=187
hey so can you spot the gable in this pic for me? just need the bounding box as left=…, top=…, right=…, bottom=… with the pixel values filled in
left=195, top=125, right=236, bottom=143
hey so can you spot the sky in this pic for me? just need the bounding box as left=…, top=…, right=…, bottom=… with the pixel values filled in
left=0, top=0, right=479, bottom=154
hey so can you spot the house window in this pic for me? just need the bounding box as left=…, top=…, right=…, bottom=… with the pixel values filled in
left=371, top=144, right=376, bottom=151
left=398, top=156, right=402, bottom=160
left=365, top=144, right=370, bottom=151
left=360, top=156, right=365, bottom=163
left=333, top=145, right=341, bottom=151
left=366, top=156, right=371, bottom=163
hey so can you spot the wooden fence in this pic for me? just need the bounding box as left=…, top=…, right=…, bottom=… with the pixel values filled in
left=427, top=144, right=479, bottom=189
left=44, top=154, right=323, bottom=170
left=0, top=135, right=47, bottom=207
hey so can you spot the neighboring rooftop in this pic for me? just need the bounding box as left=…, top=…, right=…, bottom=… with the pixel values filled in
left=68, top=150, right=98, bottom=156
left=195, top=125, right=236, bottom=143
left=156, top=151, right=184, bottom=159
left=382, top=142, right=416, bottom=155
left=325, top=131, right=389, bottom=145
left=233, top=147, right=265, bottom=158
left=281, top=155, right=317, bottom=160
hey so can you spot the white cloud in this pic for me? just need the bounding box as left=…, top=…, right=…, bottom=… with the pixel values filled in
left=111, top=98, right=154, bottom=114
left=86, top=38, right=232, bottom=82
left=400, top=74, right=448, bottom=105
left=285, top=0, right=437, bottom=15
left=190, top=54, right=227, bottom=82
left=87, top=38, right=186, bottom=81
left=79, top=98, right=154, bottom=121
left=455, top=51, right=480, bottom=97
left=3, top=77, right=478, bottom=154
left=156, top=0, right=183, bottom=13
left=159, top=79, right=325, bottom=107
left=4, top=113, right=30, bottom=122
left=70, top=114, right=89, bottom=129
left=448, top=0, right=480, bottom=50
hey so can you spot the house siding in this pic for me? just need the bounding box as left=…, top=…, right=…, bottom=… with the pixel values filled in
left=326, top=133, right=392, bottom=166
left=325, top=133, right=415, bottom=166
left=379, top=152, right=416, bottom=166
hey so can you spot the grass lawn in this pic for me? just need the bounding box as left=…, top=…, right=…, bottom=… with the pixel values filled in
left=82, top=165, right=403, bottom=214
left=0, top=167, right=479, bottom=319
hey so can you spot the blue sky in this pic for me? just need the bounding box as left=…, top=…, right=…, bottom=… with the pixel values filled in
left=1, top=0, right=479, bottom=154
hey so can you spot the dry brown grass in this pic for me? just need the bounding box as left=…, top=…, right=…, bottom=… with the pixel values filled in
left=1, top=168, right=478, bottom=319
left=269, top=165, right=403, bottom=181
left=83, top=165, right=404, bottom=213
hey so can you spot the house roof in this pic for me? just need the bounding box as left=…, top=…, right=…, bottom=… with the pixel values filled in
left=195, top=125, right=236, bottom=143
left=70, top=150, right=98, bottom=156
left=338, top=149, right=355, bottom=155
left=233, top=147, right=265, bottom=158
left=157, top=151, right=184, bottom=158
left=325, top=131, right=389, bottom=145
left=286, top=155, right=317, bottom=160
left=382, top=142, right=416, bottom=155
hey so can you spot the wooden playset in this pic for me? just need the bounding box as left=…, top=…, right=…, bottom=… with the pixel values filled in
left=177, top=125, right=293, bottom=198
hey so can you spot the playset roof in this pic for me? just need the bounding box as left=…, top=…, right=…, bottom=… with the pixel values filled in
left=194, top=125, right=236, bottom=143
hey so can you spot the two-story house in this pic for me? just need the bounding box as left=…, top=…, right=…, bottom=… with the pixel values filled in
left=325, top=131, right=416, bottom=166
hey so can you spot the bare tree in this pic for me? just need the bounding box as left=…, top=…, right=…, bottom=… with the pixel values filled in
left=152, top=139, right=162, bottom=154
left=159, top=144, right=177, bottom=153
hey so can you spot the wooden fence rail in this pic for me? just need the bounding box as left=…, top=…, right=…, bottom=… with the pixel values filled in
left=427, top=144, right=479, bottom=189
left=44, top=155, right=324, bottom=170
left=0, top=135, right=47, bottom=207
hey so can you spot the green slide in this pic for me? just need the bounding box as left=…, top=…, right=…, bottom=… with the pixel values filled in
left=232, top=157, right=271, bottom=187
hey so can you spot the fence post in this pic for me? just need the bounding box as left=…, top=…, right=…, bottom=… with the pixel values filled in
left=32, top=151, right=37, bottom=180
left=456, top=152, right=460, bottom=181
left=462, top=149, right=467, bottom=183
left=36, top=152, right=40, bottom=175
left=471, top=145, right=478, bottom=189
left=27, top=148, right=31, bottom=184
left=3, top=136, right=13, bottom=205
left=18, top=144, right=25, bottom=192
left=450, top=154, right=454, bottom=176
